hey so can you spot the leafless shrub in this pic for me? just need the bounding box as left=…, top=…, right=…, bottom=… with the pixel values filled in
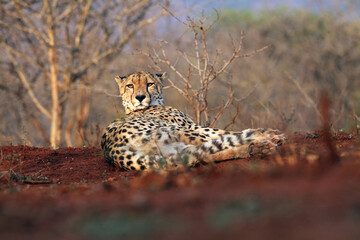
left=144, top=10, right=268, bottom=128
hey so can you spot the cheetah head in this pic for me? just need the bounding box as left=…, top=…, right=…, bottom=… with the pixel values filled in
left=115, top=71, right=166, bottom=114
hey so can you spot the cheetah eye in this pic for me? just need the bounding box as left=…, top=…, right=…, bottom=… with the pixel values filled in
left=126, top=84, right=134, bottom=89
left=147, top=82, right=155, bottom=87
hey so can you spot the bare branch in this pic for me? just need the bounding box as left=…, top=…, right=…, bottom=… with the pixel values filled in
left=3, top=45, right=51, bottom=119
left=74, top=0, right=93, bottom=48
left=11, top=1, right=50, bottom=45
left=116, top=0, right=152, bottom=21
left=177, top=50, right=200, bottom=71
left=76, top=0, right=170, bottom=75
left=286, top=72, right=322, bottom=121
left=209, top=82, right=234, bottom=127
left=224, top=102, right=240, bottom=130
left=237, top=44, right=271, bottom=58
left=0, top=42, right=49, bottom=78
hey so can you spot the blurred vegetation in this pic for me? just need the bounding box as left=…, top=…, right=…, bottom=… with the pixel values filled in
left=153, top=8, right=360, bottom=133
left=1, top=2, right=359, bottom=146
left=209, top=8, right=360, bottom=131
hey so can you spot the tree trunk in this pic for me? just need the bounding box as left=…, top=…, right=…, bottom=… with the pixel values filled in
left=47, top=1, right=61, bottom=148
left=49, top=43, right=61, bottom=148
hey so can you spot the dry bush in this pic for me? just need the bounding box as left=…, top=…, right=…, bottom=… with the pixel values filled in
left=144, top=11, right=268, bottom=128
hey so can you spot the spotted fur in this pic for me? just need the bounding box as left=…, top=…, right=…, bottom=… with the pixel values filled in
left=101, top=71, right=287, bottom=171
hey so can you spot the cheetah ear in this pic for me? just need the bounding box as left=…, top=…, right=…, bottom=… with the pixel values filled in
left=155, top=72, right=167, bottom=81
left=114, top=75, right=127, bottom=85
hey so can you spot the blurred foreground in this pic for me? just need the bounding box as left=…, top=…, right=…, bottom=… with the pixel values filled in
left=0, top=132, right=360, bottom=239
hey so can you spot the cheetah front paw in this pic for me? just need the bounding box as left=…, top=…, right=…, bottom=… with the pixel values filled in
left=248, top=140, right=277, bottom=158
left=263, top=129, right=288, bottom=146
left=270, top=133, right=287, bottom=146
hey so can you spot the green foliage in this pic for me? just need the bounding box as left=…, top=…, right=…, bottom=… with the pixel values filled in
left=78, top=212, right=185, bottom=238
left=210, top=197, right=263, bottom=228
left=306, top=132, right=320, bottom=139
left=219, top=9, right=257, bottom=29
left=209, top=196, right=298, bottom=229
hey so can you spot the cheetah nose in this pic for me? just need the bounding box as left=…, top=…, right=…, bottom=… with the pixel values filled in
left=135, top=95, right=146, bottom=102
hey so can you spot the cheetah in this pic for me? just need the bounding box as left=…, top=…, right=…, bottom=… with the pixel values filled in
left=101, top=71, right=286, bottom=171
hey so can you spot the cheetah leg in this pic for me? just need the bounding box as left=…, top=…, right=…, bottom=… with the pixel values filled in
left=185, top=129, right=285, bottom=163
left=104, top=145, right=148, bottom=171
left=106, top=143, right=199, bottom=171
left=106, top=146, right=175, bottom=171
left=242, top=128, right=287, bottom=146
left=181, top=126, right=287, bottom=146
left=172, top=128, right=286, bottom=164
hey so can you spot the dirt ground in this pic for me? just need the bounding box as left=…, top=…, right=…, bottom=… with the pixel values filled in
left=1, top=131, right=360, bottom=240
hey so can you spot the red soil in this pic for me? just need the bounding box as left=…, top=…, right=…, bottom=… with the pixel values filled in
left=1, top=131, right=360, bottom=240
